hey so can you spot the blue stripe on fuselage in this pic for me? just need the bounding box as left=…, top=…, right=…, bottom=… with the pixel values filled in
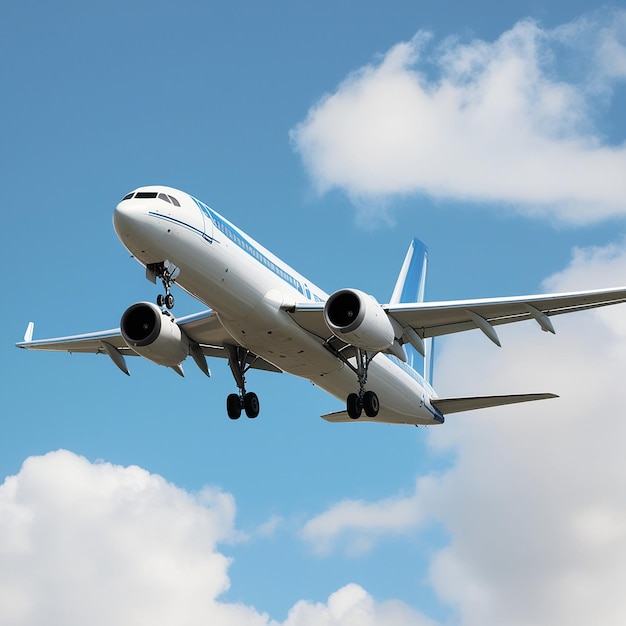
left=190, top=197, right=315, bottom=298
left=148, top=212, right=213, bottom=242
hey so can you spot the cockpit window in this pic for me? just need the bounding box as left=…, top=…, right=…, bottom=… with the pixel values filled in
left=121, top=190, right=180, bottom=205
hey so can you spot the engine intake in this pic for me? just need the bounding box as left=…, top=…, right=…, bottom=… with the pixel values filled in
left=324, top=289, right=396, bottom=352
left=120, top=302, right=190, bottom=367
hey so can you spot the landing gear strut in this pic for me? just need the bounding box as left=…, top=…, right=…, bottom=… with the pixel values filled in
left=148, top=261, right=179, bottom=309
left=224, top=344, right=260, bottom=419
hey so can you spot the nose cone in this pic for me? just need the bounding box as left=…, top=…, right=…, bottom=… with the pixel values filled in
left=113, top=199, right=141, bottom=240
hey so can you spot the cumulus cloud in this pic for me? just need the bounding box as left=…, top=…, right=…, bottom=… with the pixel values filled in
left=300, top=241, right=626, bottom=626
left=0, top=450, right=427, bottom=626
left=0, top=450, right=255, bottom=626
left=291, top=10, right=626, bottom=224
left=425, top=248, right=626, bottom=626
left=282, top=583, right=435, bottom=626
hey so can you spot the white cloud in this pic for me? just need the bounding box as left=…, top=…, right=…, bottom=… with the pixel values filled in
left=282, top=583, right=435, bottom=626
left=0, top=450, right=427, bottom=626
left=300, top=241, right=626, bottom=626
left=301, top=488, right=427, bottom=556
left=291, top=10, right=626, bottom=224
left=424, top=242, right=626, bottom=626
left=0, top=450, right=255, bottom=626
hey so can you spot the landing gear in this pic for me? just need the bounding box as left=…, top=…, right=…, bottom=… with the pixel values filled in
left=346, top=389, right=380, bottom=419
left=148, top=261, right=179, bottom=309
left=224, top=345, right=261, bottom=419
left=325, top=344, right=380, bottom=420
left=156, top=293, right=175, bottom=309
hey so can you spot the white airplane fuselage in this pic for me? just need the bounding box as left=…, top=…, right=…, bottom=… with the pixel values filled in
left=113, top=186, right=442, bottom=426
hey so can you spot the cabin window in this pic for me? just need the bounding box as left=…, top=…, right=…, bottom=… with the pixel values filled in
left=168, top=195, right=181, bottom=207
left=122, top=192, right=134, bottom=200
left=158, top=193, right=171, bottom=203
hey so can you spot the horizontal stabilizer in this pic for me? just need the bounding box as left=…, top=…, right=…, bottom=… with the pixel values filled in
left=431, top=393, right=558, bottom=415
left=320, top=410, right=420, bottom=425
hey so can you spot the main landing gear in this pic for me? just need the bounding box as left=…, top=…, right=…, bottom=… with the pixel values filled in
left=331, top=345, right=380, bottom=420
left=148, top=261, right=179, bottom=309
left=224, top=344, right=260, bottom=419
left=347, top=389, right=380, bottom=420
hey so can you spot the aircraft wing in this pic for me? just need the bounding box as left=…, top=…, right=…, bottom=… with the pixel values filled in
left=385, top=286, right=626, bottom=344
left=16, top=309, right=282, bottom=374
left=287, top=286, right=626, bottom=352
left=287, top=286, right=626, bottom=347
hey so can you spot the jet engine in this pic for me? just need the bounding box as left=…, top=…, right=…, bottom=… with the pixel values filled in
left=120, top=302, right=190, bottom=367
left=324, top=289, right=396, bottom=352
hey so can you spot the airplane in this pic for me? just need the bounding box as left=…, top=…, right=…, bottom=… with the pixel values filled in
left=16, top=185, right=626, bottom=425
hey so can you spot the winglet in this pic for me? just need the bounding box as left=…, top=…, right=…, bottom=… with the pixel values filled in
left=23, top=322, right=34, bottom=343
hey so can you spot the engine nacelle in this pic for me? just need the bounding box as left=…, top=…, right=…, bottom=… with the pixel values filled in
left=324, top=289, right=396, bottom=352
left=120, top=302, right=190, bottom=367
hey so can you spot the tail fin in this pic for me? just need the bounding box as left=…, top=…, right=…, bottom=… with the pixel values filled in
left=390, top=238, right=434, bottom=385
left=390, top=238, right=428, bottom=305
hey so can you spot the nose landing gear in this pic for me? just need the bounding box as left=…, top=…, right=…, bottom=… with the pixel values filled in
left=157, top=293, right=175, bottom=310
left=147, top=261, right=179, bottom=310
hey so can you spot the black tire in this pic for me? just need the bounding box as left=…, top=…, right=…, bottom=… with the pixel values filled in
left=156, top=294, right=165, bottom=307
left=363, top=391, right=379, bottom=418
left=165, top=293, right=175, bottom=309
left=243, top=392, right=260, bottom=418
left=347, top=393, right=362, bottom=419
left=227, top=394, right=242, bottom=419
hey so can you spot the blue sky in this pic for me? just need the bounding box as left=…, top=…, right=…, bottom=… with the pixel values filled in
left=3, top=2, right=626, bottom=624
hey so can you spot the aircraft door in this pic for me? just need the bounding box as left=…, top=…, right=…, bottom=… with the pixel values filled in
left=193, top=197, right=215, bottom=243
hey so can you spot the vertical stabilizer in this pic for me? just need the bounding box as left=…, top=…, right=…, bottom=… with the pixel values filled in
left=390, top=238, right=434, bottom=385
left=390, top=238, right=428, bottom=305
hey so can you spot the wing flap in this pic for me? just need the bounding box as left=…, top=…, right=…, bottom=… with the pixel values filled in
left=431, top=393, right=558, bottom=415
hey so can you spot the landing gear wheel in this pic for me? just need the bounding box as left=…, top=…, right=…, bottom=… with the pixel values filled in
left=347, top=393, right=362, bottom=420
left=243, top=392, right=260, bottom=418
left=227, top=394, right=242, bottom=420
left=363, top=391, right=379, bottom=418
left=156, top=294, right=165, bottom=307
left=164, top=293, right=175, bottom=309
